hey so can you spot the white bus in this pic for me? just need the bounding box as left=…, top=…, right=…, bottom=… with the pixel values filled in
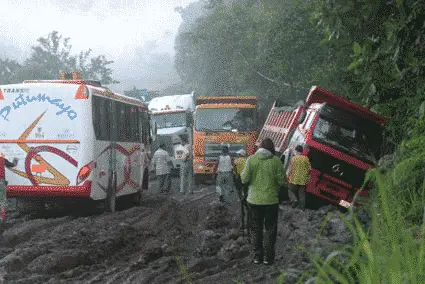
left=0, top=72, right=156, bottom=213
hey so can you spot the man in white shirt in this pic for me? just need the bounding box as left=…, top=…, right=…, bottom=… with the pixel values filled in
left=179, top=138, right=194, bottom=195
left=151, top=144, right=172, bottom=194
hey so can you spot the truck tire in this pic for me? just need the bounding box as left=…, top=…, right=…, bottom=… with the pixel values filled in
left=194, top=174, right=203, bottom=186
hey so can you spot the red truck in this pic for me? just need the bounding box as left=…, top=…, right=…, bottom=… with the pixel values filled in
left=256, top=86, right=386, bottom=208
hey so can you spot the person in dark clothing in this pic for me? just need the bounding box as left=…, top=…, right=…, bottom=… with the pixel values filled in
left=241, top=138, right=285, bottom=265
left=4, top=158, right=18, bottom=168
left=1, top=157, right=17, bottom=221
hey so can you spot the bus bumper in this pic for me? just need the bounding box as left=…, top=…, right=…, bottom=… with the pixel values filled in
left=6, top=181, right=92, bottom=198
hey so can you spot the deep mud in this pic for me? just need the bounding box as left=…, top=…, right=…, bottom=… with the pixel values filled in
left=0, top=178, right=370, bottom=284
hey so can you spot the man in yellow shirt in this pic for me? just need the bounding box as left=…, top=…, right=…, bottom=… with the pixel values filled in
left=234, top=149, right=247, bottom=195
left=287, top=145, right=311, bottom=210
left=233, top=149, right=249, bottom=235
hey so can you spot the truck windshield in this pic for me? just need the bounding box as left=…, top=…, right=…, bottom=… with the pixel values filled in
left=151, top=112, right=186, bottom=129
left=312, top=116, right=381, bottom=164
left=195, top=108, right=256, bottom=132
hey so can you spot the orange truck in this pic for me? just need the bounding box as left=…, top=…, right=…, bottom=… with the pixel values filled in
left=192, top=96, right=258, bottom=184
left=257, top=86, right=386, bottom=208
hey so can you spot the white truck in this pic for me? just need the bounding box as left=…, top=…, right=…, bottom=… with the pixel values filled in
left=148, top=93, right=194, bottom=175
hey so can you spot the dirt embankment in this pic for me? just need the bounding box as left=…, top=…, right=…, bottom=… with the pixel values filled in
left=0, top=185, right=371, bottom=284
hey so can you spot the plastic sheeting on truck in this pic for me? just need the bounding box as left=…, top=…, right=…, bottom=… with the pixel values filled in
left=148, top=94, right=194, bottom=112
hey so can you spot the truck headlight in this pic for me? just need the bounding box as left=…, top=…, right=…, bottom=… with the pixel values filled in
left=194, top=164, right=204, bottom=170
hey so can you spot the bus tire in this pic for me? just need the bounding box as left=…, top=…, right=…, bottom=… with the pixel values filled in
left=132, top=190, right=143, bottom=207
left=142, top=168, right=149, bottom=190
left=15, top=198, right=45, bottom=216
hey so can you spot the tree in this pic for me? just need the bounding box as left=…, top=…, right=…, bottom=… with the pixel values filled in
left=124, top=86, right=161, bottom=102
left=313, top=0, right=425, bottom=145
left=0, top=58, right=22, bottom=85
left=0, top=31, right=118, bottom=85
left=174, top=0, right=339, bottom=100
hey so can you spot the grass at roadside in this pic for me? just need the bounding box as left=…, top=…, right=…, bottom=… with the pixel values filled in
left=287, top=168, right=425, bottom=283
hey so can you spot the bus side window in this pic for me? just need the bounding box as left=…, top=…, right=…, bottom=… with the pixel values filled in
left=124, top=103, right=132, bottom=142
left=141, top=112, right=150, bottom=144
left=101, top=98, right=111, bottom=141
left=116, top=102, right=126, bottom=142
left=92, top=95, right=101, bottom=140
left=129, top=106, right=140, bottom=142
left=93, top=96, right=110, bottom=141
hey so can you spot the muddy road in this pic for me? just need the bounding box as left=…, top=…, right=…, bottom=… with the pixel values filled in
left=0, top=177, right=368, bottom=284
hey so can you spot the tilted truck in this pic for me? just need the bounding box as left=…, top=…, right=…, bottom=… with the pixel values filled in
left=257, top=86, right=386, bottom=208
left=192, top=96, right=259, bottom=184
left=148, top=93, right=194, bottom=174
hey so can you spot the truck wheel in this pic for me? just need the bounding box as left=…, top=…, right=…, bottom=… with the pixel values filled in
left=305, top=193, right=324, bottom=210
left=194, top=174, right=203, bottom=186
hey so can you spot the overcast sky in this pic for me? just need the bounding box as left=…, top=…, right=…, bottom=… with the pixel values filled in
left=0, top=0, right=198, bottom=92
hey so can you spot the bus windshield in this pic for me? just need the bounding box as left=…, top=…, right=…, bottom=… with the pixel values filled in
left=151, top=112, right=186, bottom=129
left=195, top=108, right=256, bottom=132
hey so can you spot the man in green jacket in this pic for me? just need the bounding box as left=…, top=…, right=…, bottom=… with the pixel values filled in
left=241, top=138, right=285, bottom=265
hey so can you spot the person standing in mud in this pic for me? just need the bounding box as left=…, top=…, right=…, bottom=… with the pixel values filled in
left=0, top=157, right=18, bottom=221
left=214, top=143, right=235, bottom=203
left=233, top=149, right=248, bottom=198
left=151, top=144, right=172, bottom=194
left=241, top=138, right=285, bottom=265
left=233, top=149, right=249, bottom=233
left=179, top=137, right=194, bottom=195
left=286, top=145, right=311, bottom=210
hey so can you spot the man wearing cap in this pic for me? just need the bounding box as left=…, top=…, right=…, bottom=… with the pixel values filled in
left=214, top=143, right=235, bottom=202
left=286, top=145, right=311, bottom=209
left=179, top=137, right=194, bottom=195
left=233, top=149, right=249, bottom=234
left=233, top=149, right=248, bottom=196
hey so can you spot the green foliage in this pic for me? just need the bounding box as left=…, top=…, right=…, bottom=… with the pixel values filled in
left=313, top=0, right=425, bottom=144
left=174, top=0, right=337, bottom=102
left=0, top=31, right=118, bottom=85
left=299, top=169, right=425, bottom=283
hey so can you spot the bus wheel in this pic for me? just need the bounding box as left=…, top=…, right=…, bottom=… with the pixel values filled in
left=15, top=198, right=45, bottom=216
left=142, top=168, right=149, bottom=190
left=132, top=190, right=143, bottom=207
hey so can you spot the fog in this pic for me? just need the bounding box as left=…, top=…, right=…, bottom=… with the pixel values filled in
left=0, top=0, right=197, bottom=92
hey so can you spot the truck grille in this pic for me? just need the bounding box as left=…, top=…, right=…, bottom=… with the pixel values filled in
left=204, top=143, right=246, bottom=162
left=308, top=147, right=367, bottom=189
